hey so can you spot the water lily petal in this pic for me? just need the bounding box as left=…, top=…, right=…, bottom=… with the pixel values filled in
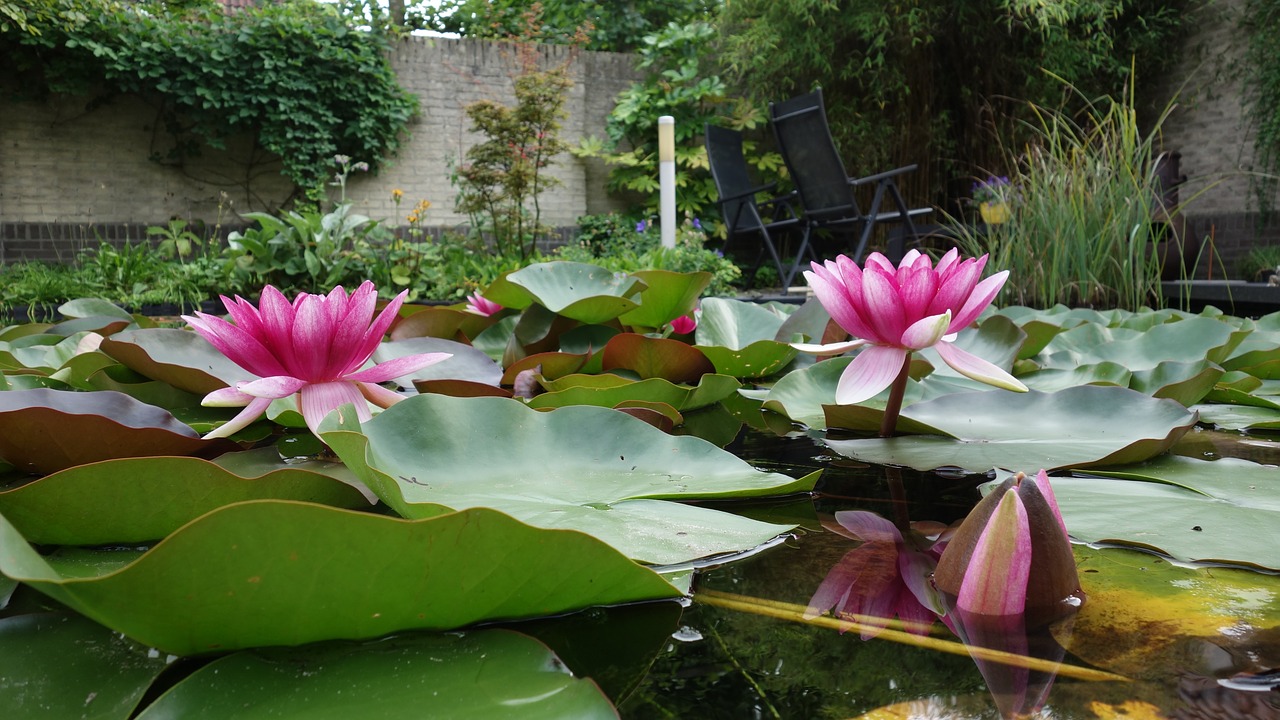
left=791, top=339, right=867, bottom=356
left=833, top=510, right=901, bottom=544
left=184, top=313, right=289, bottom=378
left=927, top=255, right=984, bottom=318
left=299, top=381, right=371, bottom=435
left=949, top=270, right=1009, bottom=331
left=1027, top=470, right=1067, bottom=535
left=201, top=386, right=254, bottom=407
left=238, top=375, right=308, bottom=400
left=934, top=341, right=1028, bottom=392
left=860, top=266, right=907, bottom=343
left=836, top=345, right=909, bottom=405
left=203, top=396, right=274, bottom=440
left=292, top=292, right=335, bottom=381
left=958, top=490, right=1031, bottom=616
left=899, top=311, right=951, bottom=351
left=346, top=352, right=452, bottom=384
left=358, top=381, right=408, bottom=409
left=805, top=264, right=878, bottom=342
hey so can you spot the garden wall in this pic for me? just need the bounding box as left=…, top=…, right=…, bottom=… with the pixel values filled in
left=1152, top=0, right=1280, bottom=277
left=0, top=35, right=641, bottom=263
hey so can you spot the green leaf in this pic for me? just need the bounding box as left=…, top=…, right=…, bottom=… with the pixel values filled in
left=530, top=373, right=740, bottom=412
left=825, top=386, right=1197, bottom=472
left=600, top=333, right=714, bottom=383
left=487, top=261, right=645, bottom=324
left=0, top=451, right=370, bottom=545
left=135, top=629, right=618, bottom=719
left=1191, top=403, right=1280, bottom=430
left=320, top=395, right=817, bottom=565
left=0, top=612, right=171, bottom=720
left=1050, top=458, right=1280, bottom=570
left=618, top=269, right=709, bottom=329
left=100, top=329, right=244, bottom=395
left=58, top=299, right=134, bottom=321
left=0, top=502, right=681, bottom=655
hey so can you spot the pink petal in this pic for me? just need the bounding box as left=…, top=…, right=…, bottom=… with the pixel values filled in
left=860, top=266, right=907, bottom=343
left=203, top=396, right=273, bottom=440
left=345, top=352, right=452, bottom=384
left=933, top=341, right=1027, bottom=392
left=201, top=386, right=255, bottom=407
left=805, top=265, right=878, bottom=342
left=256, top=286, right=301, bottom=373
left=184, top=312, right=289, bottom=378
left=298, top=381, right=370, bottom=435
left=949, top=270, right=1009, bottom=331
left=899, top=311, right=951, bottom=351
left=958, top=490, right=1032, bottom=616
left=933, top=247, right=961, bottom=276
left=833, top=510, right=900, bottom=544
left=1029, top=470, right=1068, bottom=535
left=358, top=381, right=408, bottom=409
left=863, top=252, right=896, bottom=274
left=238, top=375, right=308, bottom=399
left=835, top=345, right=909, bottom=405
left=791, top=339, right=867, bottom=356
left=292, top=293, right=335, bottom=381
left=927, top=255, right=983, bottom=317
left=897, top=262, right=939, bottom=325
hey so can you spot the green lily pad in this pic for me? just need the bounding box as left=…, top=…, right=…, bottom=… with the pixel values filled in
left=529, top=373, right=740, bottom=412
left=1128, top=359, right=1225, bottom=406
left=0, top=501, right=681, bottom=655
left=320, top=395, right=817, bottom=565
left=1, top=332, right=94, bottom=373
left=0, top=612, right=171, bottom=720
left=0, top=389, right=237, bottom=475
left=135, top=629, right=618, bottom=719
left=372, top=337, right=499, bottom=386
left=1036, top=316, right=1246, bottom=371
left=0, top=452, right=370, bottom=545
left=825, top=386, right=1197, bottom=472
left=761, top=357, right=852, bottom=428
left=58, top=298, right=135, bottom=321
left=485, top=262, right=644, bottom=324
left=1192, top=403, right=1280, bottom=430
left=1051, top=458, right=1280, bottom=570
left=618, top=269, right=709, bottom=329
left=1018, top=362, right=1132, bottom=393
left=100, top=329, right=243, bottom=395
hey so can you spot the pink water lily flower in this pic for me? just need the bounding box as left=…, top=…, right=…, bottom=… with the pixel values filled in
left=183, top=282, right=451, bottom=439
left=796, top=249, right=1027, bottom=405
left=669, top=313, right=697, bottom=335
left=464, top=292, right=503, bottom=317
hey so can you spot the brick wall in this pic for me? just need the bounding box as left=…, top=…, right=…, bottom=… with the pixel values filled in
left=1151, top=0, right=1280, bottom=277
left=0, top=36, right=640, bottom=263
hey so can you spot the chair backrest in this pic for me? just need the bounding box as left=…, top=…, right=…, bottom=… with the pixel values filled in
left=704, top=124, right=763, bottom=233
left=769, top=89, right=859, bottom=220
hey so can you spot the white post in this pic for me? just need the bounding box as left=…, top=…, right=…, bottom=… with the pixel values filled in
left=658, top=116, right=676, bottom=249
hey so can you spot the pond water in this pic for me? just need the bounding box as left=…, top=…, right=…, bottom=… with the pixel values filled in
left=597, top=425, right=1280, bottom=719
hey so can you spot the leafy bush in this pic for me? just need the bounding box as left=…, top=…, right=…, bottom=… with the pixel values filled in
left=5, top=0, right=417, bottom=202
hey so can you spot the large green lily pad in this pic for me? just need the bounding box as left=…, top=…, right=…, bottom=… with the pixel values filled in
left=483, top=262, right=644, bottom=324
left=0, top=612, right=172, bottom=720
left=1049, top=455, right=1280, bottom=570
left=694, top=298, right=798, bottom=378
left=321, top=395, right=817, bottom=565
left=0, top=501, right=681, bottom=655
left=530, top=373, right=740, bottom=412
left=825, top=386, right=1197, bottom=472
left=0, top=451, right=370, bottom=545
left=99, top=329, right=243, bottom=395
left=136, top=629, right=618, bottom=719
left=617, top=269, right=709, bottom=329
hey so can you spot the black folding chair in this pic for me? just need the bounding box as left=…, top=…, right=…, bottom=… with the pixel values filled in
left=769, top=89, right=932, bottom=285
left=704, top=123, right=802, bottom=287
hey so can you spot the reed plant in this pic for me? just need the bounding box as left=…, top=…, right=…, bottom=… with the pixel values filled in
left=949, top=74, right=1175, bottom=310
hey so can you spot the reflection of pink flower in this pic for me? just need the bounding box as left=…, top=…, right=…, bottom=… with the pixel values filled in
left=465, top=293, right=503, bottom=317
left=670, top=314, right=696, bottom=335
left=795, top=249, right=1026, bottom=404
left=184, top=282, right=450, bottom=438
left=805, top=511, right=946, bottom=639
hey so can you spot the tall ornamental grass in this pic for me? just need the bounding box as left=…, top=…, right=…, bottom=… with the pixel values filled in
left=950, top=76, right=1176, bottom=311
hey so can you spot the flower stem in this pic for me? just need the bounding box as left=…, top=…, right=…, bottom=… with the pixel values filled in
left=879, top=353, right=912, bottom=438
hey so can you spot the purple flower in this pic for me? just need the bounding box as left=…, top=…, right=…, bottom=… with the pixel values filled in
left=635, top=220, right=647, bottom=233
left=692, top=218, right=702, bottom=230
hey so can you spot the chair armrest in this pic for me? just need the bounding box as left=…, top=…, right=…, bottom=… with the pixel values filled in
left=718, top=182, right=780, bottom=203
left=848, top=164, right=919, bottom=187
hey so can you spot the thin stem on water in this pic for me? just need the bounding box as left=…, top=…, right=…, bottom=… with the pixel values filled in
left=879, top=353, right=913, bottom=438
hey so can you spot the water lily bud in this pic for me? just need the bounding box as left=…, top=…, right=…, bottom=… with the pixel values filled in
left=934, top=472, right=1082, bottom=622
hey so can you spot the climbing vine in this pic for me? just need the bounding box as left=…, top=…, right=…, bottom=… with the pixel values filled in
left=3, top=0, right=417, bottom=204
left=1241, top=0, right=1280, bottom=217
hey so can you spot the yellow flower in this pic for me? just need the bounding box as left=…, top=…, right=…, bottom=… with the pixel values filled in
left=391, top=188, right=404, bottom=201
left=406, top=214, right=418, bottom=224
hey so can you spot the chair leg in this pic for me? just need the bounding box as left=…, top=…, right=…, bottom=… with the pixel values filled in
left=758, top=226, right=788, bottom=290
left=852, top=182, right=889, bottom=262
left=780, top=224, right=814, bottom=292
left=886, top=182, right=920, bottom=244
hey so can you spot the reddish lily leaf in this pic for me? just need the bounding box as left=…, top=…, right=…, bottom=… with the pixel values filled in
left=501, top=351, right=589, bottom=385
left=100, top=328, right=243, bottom=395
left=413, top=379, right=512, bottom=398
left=615, top=404, right=679, bottom=433
left=389, top=306, right=469, bottom=342
left=602, top=333, right=714, bottom=384
left=0, top=389, right=236, bottom=474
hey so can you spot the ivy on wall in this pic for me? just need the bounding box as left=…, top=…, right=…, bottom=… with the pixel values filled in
left=2, top=0, right=418, bottom=204
left=1242, top=0, right=1280, bottom=217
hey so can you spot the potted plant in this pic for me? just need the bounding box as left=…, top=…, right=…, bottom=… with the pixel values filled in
left=972, top=175, right=1013, bottom=224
